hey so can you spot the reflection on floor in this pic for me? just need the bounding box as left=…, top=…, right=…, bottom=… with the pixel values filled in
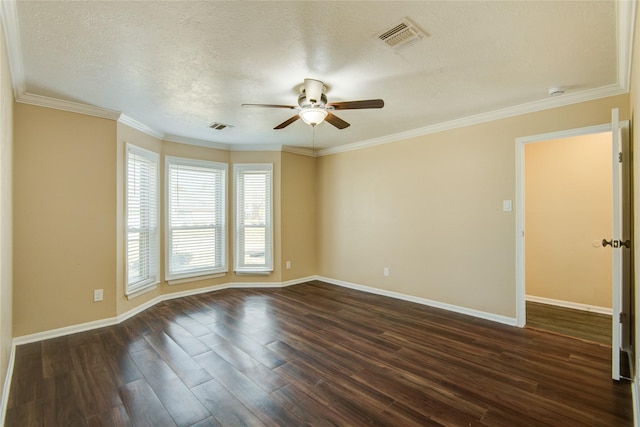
left=526, top=301, right=611, bottom=345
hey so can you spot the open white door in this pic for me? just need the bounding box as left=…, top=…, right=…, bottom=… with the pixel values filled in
left=610, top=108, right=622, bottom=381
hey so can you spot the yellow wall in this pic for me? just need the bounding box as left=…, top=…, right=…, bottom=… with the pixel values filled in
left=317, top=95, right=629, bottom=318
left=15, top=116, right=311, bottom=335
left=281, top=151, right=316, bottom=281
left=0, top=20, right=13, bottom=396
left=525, top=133, right=612, bottom=308
left=13, top=104, right=117, bottom=336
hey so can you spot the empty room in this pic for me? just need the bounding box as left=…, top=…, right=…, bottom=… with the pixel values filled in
left=0, top=1, right=639, bottom=426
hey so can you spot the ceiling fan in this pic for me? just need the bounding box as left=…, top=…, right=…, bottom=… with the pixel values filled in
left=242, top=78, right=384, bottom=130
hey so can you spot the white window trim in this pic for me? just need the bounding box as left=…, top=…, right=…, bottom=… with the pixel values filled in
left=165, top=156, right=228, bottom=281
left=125, top=144, right=160, bottom=296
left=233, top=163, right=274, bottom=274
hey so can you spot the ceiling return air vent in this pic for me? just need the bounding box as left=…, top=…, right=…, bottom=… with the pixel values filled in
left=209, top=122, right=233, bottom=130
left=377, top=18, right=427, bottom=50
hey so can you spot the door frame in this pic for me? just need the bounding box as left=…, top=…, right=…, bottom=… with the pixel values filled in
left=515, top=122, right=616, bottom=328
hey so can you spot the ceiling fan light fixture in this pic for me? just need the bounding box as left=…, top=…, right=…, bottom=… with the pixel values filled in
left=299, top=107, right=328, bottom=126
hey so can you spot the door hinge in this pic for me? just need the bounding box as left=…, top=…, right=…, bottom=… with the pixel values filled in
left=620, top=312, right=626, bottom=323
left=619, top=152, right=623, bottom=163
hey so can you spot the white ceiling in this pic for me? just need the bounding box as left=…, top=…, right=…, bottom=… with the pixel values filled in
left=1, top=1, right=635, bottom=153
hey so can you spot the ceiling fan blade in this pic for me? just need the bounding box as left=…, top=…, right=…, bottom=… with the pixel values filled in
left=327, top=99, right=384, bottom=110
left=274, top=115, right=301, bottom=129
left=325, top=112, right=350, bottom=129
left=241, top=103, right=297, bottom=109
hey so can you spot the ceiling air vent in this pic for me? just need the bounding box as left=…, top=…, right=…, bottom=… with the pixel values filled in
left=377, top=18, right=426, bottom=50
left=209, top=122, right=233, bottom=131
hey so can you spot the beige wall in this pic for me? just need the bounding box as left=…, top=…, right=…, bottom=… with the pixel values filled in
left=11, top=94, right=632, bottom=334
left=317, top=94, right=629, bottom=318
left=281, top=151, right=316, bottom=281
left=15, top=117, right=307, bottom=334
left=13, top=104, right=117, bottom=336
left=525, top=133, right=612, bottom=308
left=0, top=21, right=13, bottom=397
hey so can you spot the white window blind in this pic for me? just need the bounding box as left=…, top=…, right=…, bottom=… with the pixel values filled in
left=126, top=144, right=160, bottom=294
left=166, top=157, right=227, bottom=280
left=234, top=164, right=273, bottom=273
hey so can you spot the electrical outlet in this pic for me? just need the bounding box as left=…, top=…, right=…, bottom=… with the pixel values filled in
left=93, top=289, right=103, bottom=302
left=286, top=261, right=291, bottom=269
left=383, top=267, right=389, bottom=277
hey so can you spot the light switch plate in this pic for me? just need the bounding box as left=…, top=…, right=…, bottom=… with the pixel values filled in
left=503, top=200, right=512, bottom=212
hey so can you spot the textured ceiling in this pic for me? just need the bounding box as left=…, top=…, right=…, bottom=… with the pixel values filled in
left=2, top=1, right=632, bottom=152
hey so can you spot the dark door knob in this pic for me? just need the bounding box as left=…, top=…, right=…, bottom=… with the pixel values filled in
left=602, top=239, right=631, bottom=248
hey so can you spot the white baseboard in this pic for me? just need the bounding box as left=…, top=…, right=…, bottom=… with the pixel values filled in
left=0, top=342, right=16, bottom=426
left=13, top=316, right=120, bottom=346
left=525, top=294, right=612, bottom=315
left=318, top=276, right=518, bottom=327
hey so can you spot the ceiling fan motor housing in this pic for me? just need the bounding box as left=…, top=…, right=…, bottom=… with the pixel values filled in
left=298, top=92, right=327, bottom=108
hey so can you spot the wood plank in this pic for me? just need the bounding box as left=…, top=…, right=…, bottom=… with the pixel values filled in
left=118, top=379, right=176, bottom=427
left=526, top=301, right=611, bottom=344
left=41, top=337, right=74, bottom=379
left=191, top=378, right=266, bottom=427
left=86, top=405, right=131, bottom=427
left=143, top=331, right=212, bottom=388
left=194, top=350, right=300, bottom=426
left=128, top=348, right=211, bottom=427
left=206, top=338, right=287, bottom=393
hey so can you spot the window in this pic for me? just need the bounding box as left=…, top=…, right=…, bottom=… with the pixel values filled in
left=166, top=157, right=227, bottom=280
left=234, top=163, right=273, bottom=273
left=126, top=144, right=160, bottom=294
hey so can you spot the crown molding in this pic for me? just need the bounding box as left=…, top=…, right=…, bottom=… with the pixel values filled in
left=282, top=145, right=315, bottom=157
left=0, top=0, right=25, bottom=99
left=230, top=143, right=283, bottom=152
left=316, top=83, right=628, bottom=157
left=118, top=114, right=165, bottom=139
left=17, top=92, right=121, bottom=120
left=163, top=134, right=230, bottom=151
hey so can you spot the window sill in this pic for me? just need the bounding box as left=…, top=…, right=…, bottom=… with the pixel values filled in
left=126, top=283, right=158, bottom=300
left=234, top=270, right=272, bottom=276
left=167, top=272, right=227, bottom=286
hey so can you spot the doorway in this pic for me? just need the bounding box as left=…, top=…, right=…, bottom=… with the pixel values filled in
left=523, top=131, right=613, bottom=344
left=515, top=118, right=632, bottom=380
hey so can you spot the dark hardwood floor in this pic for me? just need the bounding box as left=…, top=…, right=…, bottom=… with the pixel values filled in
left=5, top=281, right=632, bottom=426
left=526, top=301, right=612, bottom=345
